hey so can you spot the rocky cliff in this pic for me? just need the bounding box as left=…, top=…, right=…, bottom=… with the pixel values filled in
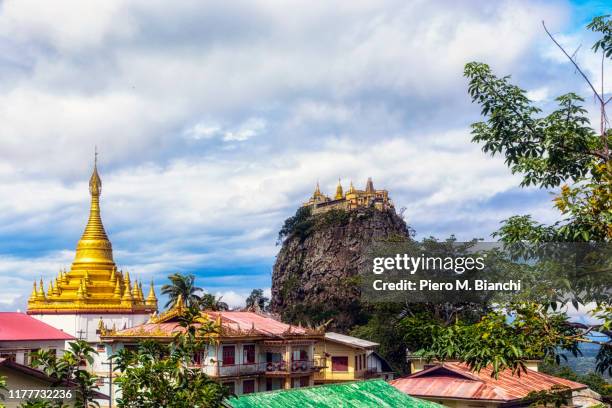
left=271, top=207, right=410, bottom=331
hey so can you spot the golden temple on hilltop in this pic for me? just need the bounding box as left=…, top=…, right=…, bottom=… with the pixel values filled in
left=27, top=158, right=158, bottom=314
left=302, top=178, right=393, bottom=215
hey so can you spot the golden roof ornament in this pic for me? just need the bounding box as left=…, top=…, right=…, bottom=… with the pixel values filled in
left=29, top=282, right=37, bottom=301
left=313, top=181, right=322, bottom=198
left=146, top=280, right=158, bottom=306
left=113, top=279, right=122, bottom=298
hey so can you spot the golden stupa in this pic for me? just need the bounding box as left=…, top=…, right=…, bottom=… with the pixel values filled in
left=27, top=157, right=158, bottom=314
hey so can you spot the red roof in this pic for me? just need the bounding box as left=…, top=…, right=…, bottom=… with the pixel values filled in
left=390, top=363, right=586, bottom=402
left=108, top=311, right=311, bottom=338
left=0, top=313, right=74, bottom=341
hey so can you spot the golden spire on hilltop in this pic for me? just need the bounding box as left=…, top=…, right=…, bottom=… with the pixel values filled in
left=313, top=181, right=322, bottom=199
left=335, top=179, right=343, bottom=200
left=365, top=177, right=375, bottom=194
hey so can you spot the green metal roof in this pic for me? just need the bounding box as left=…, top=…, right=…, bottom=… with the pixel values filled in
left=224, top=379, right=443, bottom=408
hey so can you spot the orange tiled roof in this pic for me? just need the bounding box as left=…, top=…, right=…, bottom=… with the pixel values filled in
left=390, top=363, right=586, bottom=402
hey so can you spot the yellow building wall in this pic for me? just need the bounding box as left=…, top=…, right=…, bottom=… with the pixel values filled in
left=313, top=342, right=367, bottom=383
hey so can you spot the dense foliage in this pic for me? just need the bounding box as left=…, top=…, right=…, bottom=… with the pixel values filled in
left=349, top=16, right=612, bottom=381
left=540, top=362, right=612, bottom=402
left=277, top=206, right=314, bottom=244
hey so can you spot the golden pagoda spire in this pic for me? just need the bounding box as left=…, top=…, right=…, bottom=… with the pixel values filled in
left=348, top=181, right=356, bottom=194
left=146, top=280, right=158, bottom=307
left=113, top=279, right=122, bottom=298
left=26, top=154, right=157, bottom=315
left=29, top=282, right=37, bottom=302
left=131, top=279, right=140, bottom=299
left=38, top=278, right=46, bottom=300
left=313, top=181, right=322, bottom=198
left=73, top=151, right=114, bottom=266
left=335, top=179, right=343, bottom=200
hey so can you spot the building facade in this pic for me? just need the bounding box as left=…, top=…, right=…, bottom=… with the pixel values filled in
left=101, top=299, right=326, bottom=396
left=314, top=332, right=394, bottom=384
left=0, top=312, right=75, bottom=366
left=303, top=178, right=393, bottom=215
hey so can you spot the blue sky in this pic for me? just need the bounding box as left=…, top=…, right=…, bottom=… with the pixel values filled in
left=0, top=0, right=609, bottom=311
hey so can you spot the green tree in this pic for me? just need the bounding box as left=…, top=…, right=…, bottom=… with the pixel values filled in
left=245, top=289, right=269, bottom=312
left=440, top=15, right=612, bottom=375
left=161, top=273, right=203, bottom=308
left=198, top=293, right=229, bottom=311
left=0, top=375, right=6, bottom=408
left=277, top=206, right=314, bottom=244
left=27, top=340, right=101, bottom=408
left=354, top=17, right=612, bottom=379
left=113, top=305, right=229, bottom=407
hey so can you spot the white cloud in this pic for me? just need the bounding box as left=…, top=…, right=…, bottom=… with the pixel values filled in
left=0, top=0, right=586, bottom=312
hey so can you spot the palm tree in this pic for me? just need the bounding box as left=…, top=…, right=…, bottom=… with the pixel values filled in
left=199, top=293, right=229, bottom=311
left=161, top=273, right=202, bottom=308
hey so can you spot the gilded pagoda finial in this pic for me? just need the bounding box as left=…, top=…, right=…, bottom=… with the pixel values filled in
left=313, top=181, right=322, bottom=198
left=335, top=179, right=343, bottom=200
left=113, top=279, right=122, bottom=298
left=146, top=280, right=158, bottom=308
left=89, top=147, right=102, bottom=197
left=29, top=282, right=37, bottom=302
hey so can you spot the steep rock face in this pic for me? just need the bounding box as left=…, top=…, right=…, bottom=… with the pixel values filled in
left=271, top=207, right=409, bottom=331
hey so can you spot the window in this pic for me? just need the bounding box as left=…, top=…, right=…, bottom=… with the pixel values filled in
left=222, top=346, right=235, bottom=365
left=96, top=344, right=105, bottom=352
left=355, top=355, right=359, bottom=371
left=243, top=345, right=255, bottom=364
left=0, top=353, right=16, bottom=363
left=242, top=379, right=255, bottom=394
left=292, top=376, right=310, bottom=388
left=222, top=382, right=235, bottom=395
left=331, top=356, right=348, bottom=372
left=193, top=351, right=202, bottom=366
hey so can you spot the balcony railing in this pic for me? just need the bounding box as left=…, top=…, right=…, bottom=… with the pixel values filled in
left=264, top=359, right=324, bottom=374
left=198, top=359, right=325, bottom=378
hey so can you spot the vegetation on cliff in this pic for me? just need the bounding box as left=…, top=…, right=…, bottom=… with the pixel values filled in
left=272, top=206, right=410, bottom=331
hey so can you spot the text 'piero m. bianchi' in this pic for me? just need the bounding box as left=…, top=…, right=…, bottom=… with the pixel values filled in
left=370, top=254, right=521, bottom=292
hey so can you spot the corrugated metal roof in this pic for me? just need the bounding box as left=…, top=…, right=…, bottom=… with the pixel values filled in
left=0, top=312, right=75, bottom=341
left=390, top=363, right=587, bottom=402
left=111, top=311, right=310, bottom=338
left=225, top=379, right=443, bottom=408
left=325, top=332, right=379, bottom=349
left=208, top=311, right=308, bottom=336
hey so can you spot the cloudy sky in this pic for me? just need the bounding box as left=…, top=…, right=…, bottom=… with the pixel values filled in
left=0, top=0, right=610, bottom=311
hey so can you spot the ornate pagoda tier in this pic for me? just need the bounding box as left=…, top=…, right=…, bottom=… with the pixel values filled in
left=27, top=160, right=157, bottom=314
